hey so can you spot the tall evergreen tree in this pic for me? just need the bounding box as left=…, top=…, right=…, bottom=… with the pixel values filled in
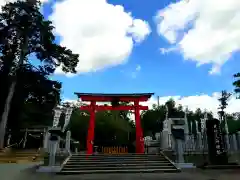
left=0, top=0, right=79, bottom=148
left=218, top=90, right=231, bottom=122
left=233, top=73, right=240, bottom=98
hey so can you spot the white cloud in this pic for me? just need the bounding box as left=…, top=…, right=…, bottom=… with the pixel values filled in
left=160, top=47, right=177, bottom=55
left=64, top=92, right=240, bottom=119
left=50, top=0, right=151, bottom=76
left=136, top=64, right=141, bottom=71
left=131, top=64, right=141, bottom=78
left=155, top=0, right=240, bottom=74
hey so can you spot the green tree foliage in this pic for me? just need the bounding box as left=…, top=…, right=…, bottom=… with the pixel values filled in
left=218, top=90, right=231, bottom=121
left=220, top=114, right=240, bottom=134
left=0, top=0, right=79, bottom=117
left=11, top=65, right=62, bottom=128
left=1, top=65, right=62, bottom=143
left=0, top=0, right=79, bottom=147
left=233, top=73, right=240, bottom=98
left=0, top=0, right=79, bottom=75
left=141, top=105, right=166, bottom=137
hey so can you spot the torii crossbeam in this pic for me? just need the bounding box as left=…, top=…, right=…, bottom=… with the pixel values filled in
left=75, top=93, right=154, bottom=155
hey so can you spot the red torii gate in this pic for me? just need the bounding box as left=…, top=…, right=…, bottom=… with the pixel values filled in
left=75, top=93, right=154, bottom=155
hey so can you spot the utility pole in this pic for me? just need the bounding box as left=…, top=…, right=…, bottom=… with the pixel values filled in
left=157, top=96, right=160, bottom=108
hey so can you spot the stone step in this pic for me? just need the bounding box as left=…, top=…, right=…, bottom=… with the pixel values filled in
left=71, top=154, right=165, bottom=157
left=66, top=160, right=170, bottom=165
left=63, top=165, right=176, bottom=171
left=65, top=162, right=173, bottom=168
left=59, top=153, right=179, bottom=175
left=68, top=158, right=168, bottom=163
left=59, top=168, right=180, bottom=175
left=68, top=158, right=167, bottom=162
left=72, top=154, right=162, bottom=157
left=67, top=161, right=170, bottom=165
left=71, top=156, right=165, bottom=159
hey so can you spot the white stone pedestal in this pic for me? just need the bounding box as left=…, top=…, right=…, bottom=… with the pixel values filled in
left=176, top=139, right=184, bottom=163
left=231, top=134, right=238, bottom=152
left=65, top=131, right=71, bottom=153
left=237, top=132, right=240, bottom=150
left=44, top=132, right=51, bottom=151
left=160, top=130, right=169, bottom=150
left=224, top=134, right=230, bottom=151
left=175, top=163, right=196, bottom=169
left=49, top=140, right=58, bottom=166
left=36, top=166, right=61, bottom=173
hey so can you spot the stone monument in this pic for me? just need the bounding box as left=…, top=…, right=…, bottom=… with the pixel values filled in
left=48, top=106, right=63, bottom=166
left=160, top=105, right=171, bottom=150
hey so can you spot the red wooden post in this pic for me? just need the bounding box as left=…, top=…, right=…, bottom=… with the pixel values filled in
left=86, top=101, right=96, bottom=155
left=134, top=100, right=144, bottom=154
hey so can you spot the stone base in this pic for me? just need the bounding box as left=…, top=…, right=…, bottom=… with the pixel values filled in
left=36, top=166, right=61, bottom=173
left=175, top=163, right=196, bottom=169
left=201, top=164, right=240, bottom=169
left=147, top=147, right=159, bottom=154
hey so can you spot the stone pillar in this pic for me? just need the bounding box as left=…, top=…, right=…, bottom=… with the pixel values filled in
left=49, top=138, right=58, bottom=167
left=62, top=107, right=73, bottom=133
left=195, top=120, right=201, bottom=151
left=7, top=134, right=11, bottom=147
left=65, top=131, right=71, bottom=153
left=195, top=120, right=199, bottom=133
left=160, top=130, right=169, bottom=150
left=53, top=107, right=62, bottom=128
left=44, top=132, right=51, bottom=151
left=223, top=115, right=230, bottom=151
left=184, top=109, right=189, bottom=134
left=56, top=138, right=60, bottom=152
left=237, top=131, right=240, bottom=150
left=22, top=129, right=28, bottom=149
left=224, top=134, right=230, bottom=151
left=196, top=132, right=202, bottom=151
left=184, top=109, right=189, bottom=152
left=167, top=119, right=172, bottom=149
left=161, top=117, right=169, bottom=150
left=231, top=134, right=238, bottom=152
left=176, top=139, right=184, bottom=163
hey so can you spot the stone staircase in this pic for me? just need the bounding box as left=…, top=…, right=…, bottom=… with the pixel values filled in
left=0, top=149, right=43, bottom=163
left=59, top=153, right=180, bottom=174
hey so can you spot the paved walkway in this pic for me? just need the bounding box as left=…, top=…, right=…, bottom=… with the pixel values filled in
left=0, top=163, right=240, bottom=180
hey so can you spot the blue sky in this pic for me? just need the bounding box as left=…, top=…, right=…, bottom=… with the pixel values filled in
left=39, top=0, right=240, bottom=108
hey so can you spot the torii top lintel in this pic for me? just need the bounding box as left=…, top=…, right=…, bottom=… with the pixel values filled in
left=74, top=93, right=154, bottom=102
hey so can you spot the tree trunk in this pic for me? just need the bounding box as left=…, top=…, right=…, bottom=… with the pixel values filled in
left=0, top=80, right=17, bottom=148
left=0, top=36, right=28, bottom=149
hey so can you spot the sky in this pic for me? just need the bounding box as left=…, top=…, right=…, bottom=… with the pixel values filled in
left=2, top=0, right=240, bottom=116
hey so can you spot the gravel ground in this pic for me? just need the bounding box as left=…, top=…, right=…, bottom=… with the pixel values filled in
left=1, top=163, right=240, bottom=180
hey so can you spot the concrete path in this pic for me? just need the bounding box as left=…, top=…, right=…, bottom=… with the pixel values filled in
left=0, top=163, right=240, bottom=180
left=0, top=162, right=42, bottom=180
